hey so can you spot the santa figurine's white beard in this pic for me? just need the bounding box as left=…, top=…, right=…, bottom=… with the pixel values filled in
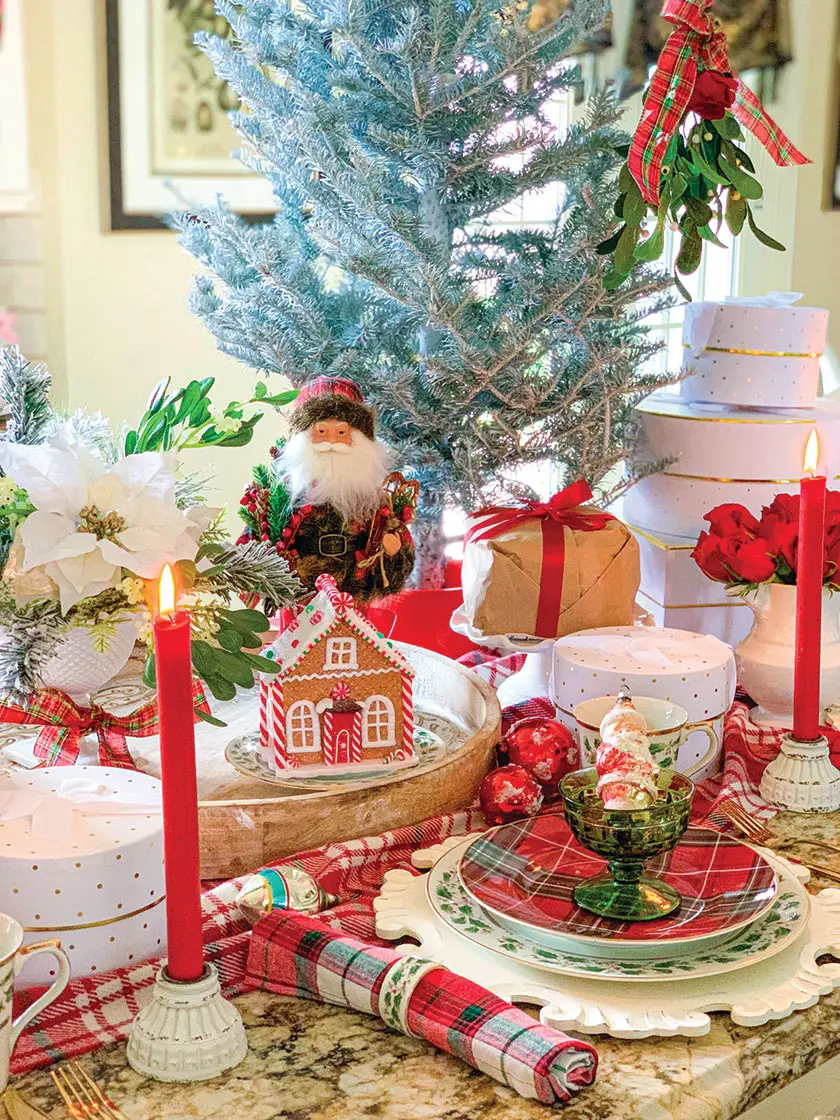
left=281, top=429, right=394, bottom=522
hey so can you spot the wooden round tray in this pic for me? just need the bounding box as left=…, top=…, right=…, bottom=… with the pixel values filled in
left=0, top=646, right=500, bottom=879
left=106, top=644, right=499, bottom=878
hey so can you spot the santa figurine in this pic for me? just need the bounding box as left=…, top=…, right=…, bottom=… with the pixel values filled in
left=239, top=376, right=417, bottom=600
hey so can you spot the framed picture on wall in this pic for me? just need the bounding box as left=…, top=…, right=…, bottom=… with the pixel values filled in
left=104, top=0, right=276, bottom=230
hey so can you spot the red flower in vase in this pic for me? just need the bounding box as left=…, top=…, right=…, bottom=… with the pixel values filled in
left=692, top=531, right=776, bottom=584
left=687, top=70, right=738, bottom=121
left=704, top=503, right=760, bottom=538
left=756, top=494, right=799, bottom=574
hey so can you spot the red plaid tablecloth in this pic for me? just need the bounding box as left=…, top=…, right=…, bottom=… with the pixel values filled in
left=463, top=649, right=840, bottom=823
left=12, top=809, right=484, bottom=1075
left=12, top=649, right=825, bottom=1076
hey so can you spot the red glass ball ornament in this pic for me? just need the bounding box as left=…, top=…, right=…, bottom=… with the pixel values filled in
left=504, top=717, right=578, bottom=787
left=479, top=764, right=544, bottom=825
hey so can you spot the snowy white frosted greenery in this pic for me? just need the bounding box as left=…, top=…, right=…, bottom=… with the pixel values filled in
left=0, top=349, right=302, bottom=701
left=174, top=0, right=675, bottom=575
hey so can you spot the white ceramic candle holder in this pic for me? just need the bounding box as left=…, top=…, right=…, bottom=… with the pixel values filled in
left=126, top=964, right=247, bottom=1082
left=759, top=734, right=840, bottom=814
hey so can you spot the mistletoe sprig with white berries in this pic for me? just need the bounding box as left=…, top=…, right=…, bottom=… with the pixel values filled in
left=125, top=375, right=297, bottom=454
left=599, top=109, right=781, bottom=301
left=600, top=1, right=809, bottom=301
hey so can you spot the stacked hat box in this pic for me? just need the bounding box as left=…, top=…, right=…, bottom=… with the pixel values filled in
left=619, top=294, right=831, bottom=644
left=0, top=768, right=166, bottom=986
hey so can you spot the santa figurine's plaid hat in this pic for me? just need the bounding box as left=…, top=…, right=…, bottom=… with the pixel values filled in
left=290, top=376, right=375, bottom=440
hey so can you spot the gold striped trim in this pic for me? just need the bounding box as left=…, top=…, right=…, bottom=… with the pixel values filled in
left=556, top=703, right=728, bottom=728
left=638, top=406, right=816, bottom=426
left=628, top=523, right=696, bottom=552
left=660, top=470, right=840, bottom=484
left=575, top=715, right=685, bottom=734
left=638, top=589, right=745, bottom=610
left=683, top=342, right=822, bottom=359
left=22, top=894, right=165, bottom=933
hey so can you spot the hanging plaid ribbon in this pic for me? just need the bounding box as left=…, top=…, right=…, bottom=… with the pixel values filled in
left=0, top=679, right=211, bottom=769
left=466, top=480, right=614, bottom=639
left=629, top=0, right=809, bottom=207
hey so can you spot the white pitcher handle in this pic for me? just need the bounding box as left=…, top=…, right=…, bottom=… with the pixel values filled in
left=10, top=940, right=71, bottom=1046
left=682, top=723, right=720, bottom=779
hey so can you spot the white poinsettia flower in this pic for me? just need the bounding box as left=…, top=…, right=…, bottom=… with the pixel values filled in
left=0, top=435, right=207, bottom=613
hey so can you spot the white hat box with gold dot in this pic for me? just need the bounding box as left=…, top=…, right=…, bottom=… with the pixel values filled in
left=0, top=767, right=166, bottom=987
left=623, top=393, right=840, bottom=540
left=678, top=297, right=828, bottom=408
left=552, top=626, right=736, bottom=781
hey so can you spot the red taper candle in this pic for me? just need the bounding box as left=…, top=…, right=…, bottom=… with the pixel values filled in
left=793, top=430, right=826, bottom=741
left=153, top=564, right=204, bottom=982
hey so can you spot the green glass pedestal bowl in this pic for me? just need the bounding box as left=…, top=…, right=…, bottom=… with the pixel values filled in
left=559, top=768, right=695, bottom=922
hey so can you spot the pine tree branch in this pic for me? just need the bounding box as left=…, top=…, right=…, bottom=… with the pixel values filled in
left=0, top=348, right=54, bottom=446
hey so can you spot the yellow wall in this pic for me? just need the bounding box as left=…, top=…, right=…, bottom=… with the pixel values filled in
left=788, top=0, right=840, bottom=343
left=24, top=0, right=260, bottom=521
left=21, top=0, right=840, bottom=504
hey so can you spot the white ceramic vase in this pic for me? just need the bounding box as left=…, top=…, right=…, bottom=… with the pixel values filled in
left=733, top=583, right=840, bottom=728
left=36, top=618, right=140, bottom=705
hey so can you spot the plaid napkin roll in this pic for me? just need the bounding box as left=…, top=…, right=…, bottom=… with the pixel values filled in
left=247, top=910, right=598, bottom=1105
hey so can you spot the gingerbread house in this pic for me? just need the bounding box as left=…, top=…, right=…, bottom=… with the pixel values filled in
left=259, top=574, right=415, bottom=775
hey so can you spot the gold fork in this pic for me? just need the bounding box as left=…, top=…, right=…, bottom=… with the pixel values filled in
left=714, top=800, right=772, bottom=843
left=712, top=800, right=840, bottom=884
left=50, top=1063, right=130, bottom=1120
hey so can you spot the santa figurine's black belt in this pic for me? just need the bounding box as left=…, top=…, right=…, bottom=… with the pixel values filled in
left=317, top=533, right=350, bottom=557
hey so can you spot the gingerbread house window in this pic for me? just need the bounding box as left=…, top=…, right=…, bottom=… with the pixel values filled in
left=286, top=700, right=320, bottom=753
left=325, top=637, right=358, bottom=669
left=363, top=695, right=396, bottom=749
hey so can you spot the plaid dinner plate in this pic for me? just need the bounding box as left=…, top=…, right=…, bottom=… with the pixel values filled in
left=459, top=812, right=778, bottom=946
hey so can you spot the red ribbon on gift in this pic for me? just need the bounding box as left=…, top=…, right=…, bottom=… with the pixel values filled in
left=0, top=679, right=211, bottom=769
left=629, top=0, right=809, bottom=207
left=467, top=480, right=613, bottom=639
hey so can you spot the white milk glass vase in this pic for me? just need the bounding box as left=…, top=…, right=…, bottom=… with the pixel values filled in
left=733, top=583, right=840, bottom=728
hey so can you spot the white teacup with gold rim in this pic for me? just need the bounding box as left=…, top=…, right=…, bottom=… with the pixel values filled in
left=0, top=913, right=70, bottom=1092
left=573, top=695, right=717, bottom=777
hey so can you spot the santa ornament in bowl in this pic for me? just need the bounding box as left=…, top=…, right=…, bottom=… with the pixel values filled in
left=239, top=377, right=419, bottom=600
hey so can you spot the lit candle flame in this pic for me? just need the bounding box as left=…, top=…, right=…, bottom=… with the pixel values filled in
left=804, top=429, right=820, bottom=475
left=158, top=564, right=176, bottom=616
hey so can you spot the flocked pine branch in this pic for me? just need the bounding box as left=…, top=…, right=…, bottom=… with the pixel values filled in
left=0, top=598, right=66, bottom=700
left=199, top=539, right=304, bottom=614
left=46, top=409, right=120, bottom=462
left=175, top=470, right=213, bottom=509
left=174, top=0, right=678, bottom=580
left=0, top=347, right=54, bottom=447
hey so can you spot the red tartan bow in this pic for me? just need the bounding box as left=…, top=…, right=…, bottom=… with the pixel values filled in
left=629, top=0, right=809, bottom=206
left=467, top=481, right=614, bottom=639
left=0, top=680, right=211, bottom=769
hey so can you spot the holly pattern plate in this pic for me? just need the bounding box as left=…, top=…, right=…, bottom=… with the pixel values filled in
left=459, top=814, right=778, bottom=955
left=429, top=842, right=808, bottom=982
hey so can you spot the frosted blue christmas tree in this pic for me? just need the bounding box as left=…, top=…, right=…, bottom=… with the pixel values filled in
left=174, top=0, right=673, bottom=580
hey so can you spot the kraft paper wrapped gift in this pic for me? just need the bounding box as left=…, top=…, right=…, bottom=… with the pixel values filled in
left=461, top=482, right=640, bottom=640
left=0, top=767, right=166, bottom=987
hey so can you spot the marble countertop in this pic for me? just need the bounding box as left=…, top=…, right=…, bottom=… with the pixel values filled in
left=10, top=812, right=840, bottom=1120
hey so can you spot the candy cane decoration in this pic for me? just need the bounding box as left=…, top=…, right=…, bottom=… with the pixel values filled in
left=402, top=671, right=414, bottom=754
left=259, top=680, right=270, bottom=763
left=271, top=680, right=288, bottom=771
